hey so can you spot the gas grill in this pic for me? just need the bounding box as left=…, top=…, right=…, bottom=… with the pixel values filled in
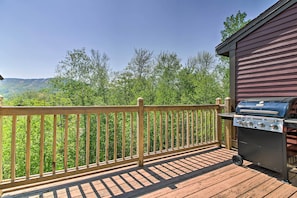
left=231, top=97, right=297, bottom=182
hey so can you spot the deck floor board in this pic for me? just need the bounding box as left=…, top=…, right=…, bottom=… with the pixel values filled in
left=3, top=147, right=297, bottom=198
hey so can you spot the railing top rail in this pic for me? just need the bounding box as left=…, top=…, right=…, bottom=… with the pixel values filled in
left=0, top=105, right=139, bottom=116
left=144, top=104, right=219, bottom=111
left=0, top=103, right=222, bottom=116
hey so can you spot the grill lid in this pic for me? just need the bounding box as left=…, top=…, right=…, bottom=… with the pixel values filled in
left=235, top=97, right=297, bottom=118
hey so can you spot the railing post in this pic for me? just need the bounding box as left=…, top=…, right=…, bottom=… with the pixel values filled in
left=224, top=97, right=232, bottom=150
left=215, top=98, right=222, bottom=147
left=0, top=95, right=3, bottom=196
left=137, top=97, right=144, bottom=167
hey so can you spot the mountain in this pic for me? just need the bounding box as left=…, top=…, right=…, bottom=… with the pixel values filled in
left=0, top=78, right=51, bottom=99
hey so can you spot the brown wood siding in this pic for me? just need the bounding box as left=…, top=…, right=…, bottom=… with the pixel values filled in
left=236, top=3, right=297, bottom=102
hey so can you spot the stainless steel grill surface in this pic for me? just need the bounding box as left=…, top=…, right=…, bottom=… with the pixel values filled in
left=233, top=114, right=284, bottom=133
left=234, top=97, right=297, bottom=133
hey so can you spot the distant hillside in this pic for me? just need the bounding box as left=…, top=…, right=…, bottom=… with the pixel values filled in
left=0, top=78, right=51, bottom=98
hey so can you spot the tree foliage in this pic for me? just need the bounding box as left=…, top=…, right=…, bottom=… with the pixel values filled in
left=154, top=52, right=182, bottom=105
left=50, top=48, right=109, bottom=106
left=220, top=10, right=250, bottom=42
left=218, top=10, right=251, bottom=99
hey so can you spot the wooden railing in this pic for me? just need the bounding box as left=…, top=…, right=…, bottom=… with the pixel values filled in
left=0, top=97, right=231, bottom=194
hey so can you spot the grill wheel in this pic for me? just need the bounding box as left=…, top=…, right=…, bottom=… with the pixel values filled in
left=232, top=155, right=243, bottom=166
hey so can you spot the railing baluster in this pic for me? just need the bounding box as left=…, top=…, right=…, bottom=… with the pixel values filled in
left=200, top=111, right=203, bottom=144
left=204, top=111, right=207, bottom=143
left=186, top=111, right=190, bottom=147
left=204, top=110, right=207, bottom=143
left=86, top=114, right=91, bottom=167
left=153, top=111, right=156, bottom=153
left=114, top=112, right=117, bottom=162
left=96, top=113, right=100, bottom=165
left=165, top=111, right=168, bottom=151
left=147, top=112, right=150, bottom=154
left=64, top=115, right=69, bottom=172
left=209, top=110, right=212, bottom=142
left=195, top=111, right=198, bottom=145
left=53, top=115, right=57, bottom=174
left=75, top=114, right=80, bottom=169
left=212, top=110, right=215, bottom=142
left=208, top=110, right=211, bottom=142
left=182, top=111, right=185, bottom=148
left=201, top=111, right=204, bottom=144
left=105, top=113, right=109, bottom=163
left=11, top=115, right=17, bottom=182
left=122, top=112, right=125, bottom=160
left=206, top=110, right=212, bottom=143
left=130, top=112, right=133, bottom=158
left=26, top=116, right=31, bottom=179
left=171, top=111, right=174, bottom=150
left=206, top=110, right=209, bottom=143
left=39, top=115, right=45, bottom=177
left=191, top=110, right=194, bottom=146
left=177, top=112, right=180, bottom=150
left=159, top=112, right=162, bottom=152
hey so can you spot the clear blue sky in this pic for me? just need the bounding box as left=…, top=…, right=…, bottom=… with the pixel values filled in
left=0, top=0, right=278, bottom=78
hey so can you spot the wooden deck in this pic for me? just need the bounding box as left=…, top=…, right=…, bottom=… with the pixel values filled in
left=3, top=147, right=297, bottom=198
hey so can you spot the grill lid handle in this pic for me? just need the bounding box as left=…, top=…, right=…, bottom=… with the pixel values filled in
left=240, top=109, right=279, bottom=115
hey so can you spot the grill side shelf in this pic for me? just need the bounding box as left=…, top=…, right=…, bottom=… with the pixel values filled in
left=285, top=119, right=297, bottom=129
left=218, top=112, right=235, bottom=120
left=285, top=119, right=297, bottom=124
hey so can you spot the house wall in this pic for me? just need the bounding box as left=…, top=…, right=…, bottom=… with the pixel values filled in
left=236, top=3, right=297, bottom=102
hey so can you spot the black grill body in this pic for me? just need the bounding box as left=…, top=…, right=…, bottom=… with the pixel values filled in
left=237, top=127, right=287, bottom=179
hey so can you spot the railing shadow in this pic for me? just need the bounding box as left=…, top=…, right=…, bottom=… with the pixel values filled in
left=3, top=147, right=234, bottom=198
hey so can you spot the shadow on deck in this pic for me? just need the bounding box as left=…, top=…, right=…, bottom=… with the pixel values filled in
left=3, top=147, right=297, bottom=198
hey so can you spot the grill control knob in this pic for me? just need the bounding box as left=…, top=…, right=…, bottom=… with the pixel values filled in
left=270, top=124, right=279, bottom=130
left=248, top=121, right=253, bottom=127
left=237, top=120, right=243, bottom=126
left=257, top=122, right=265, bottom=127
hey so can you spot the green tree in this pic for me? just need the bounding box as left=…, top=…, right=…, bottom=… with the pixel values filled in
left=218, top=11, right=251, bottom=98
left=126, top=48, right=155, bottom=104
left=51, top=48, right=109, bottom=106
left=220, top=10, right=250, bottom=42
left=89, top=49, right=110, bottom=104
left=126, top=48, right=153, bottom=79
left=6, top=89, right=71, bottom=106
left=183, top=52, right=221, bottom=104
left=178, top=58, right=197, bottom=104
left=109, top=49, right=156, bottom=105
left=154, top=52, right=182, bottom=105
left=109, top=71, right=135, bottom=105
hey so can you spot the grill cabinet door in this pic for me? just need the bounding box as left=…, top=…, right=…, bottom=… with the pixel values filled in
left=238, top=127, right=287, bottom=175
